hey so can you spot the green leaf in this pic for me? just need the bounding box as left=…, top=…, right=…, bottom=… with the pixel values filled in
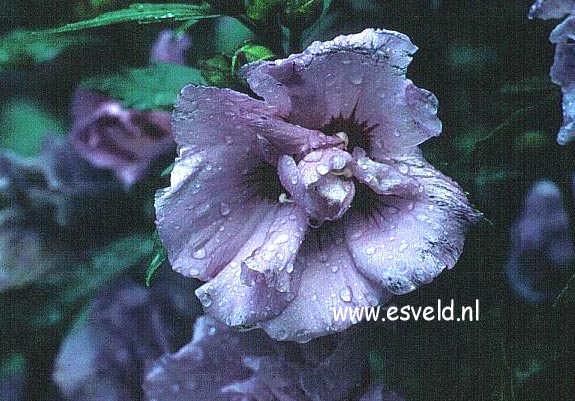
left=554, top=271, right=575, bottom=306
left=500, top=76, right=556, bottom=95
left=284, top=0, right=324, bottom=29
left=198, top=55, right=235, bottom=87
left=0, top=100, right=65, bottom=156
left=160, top=162, right=175, bottom=177
left=146, top=230, right=167, bottom=286
left=39, top=3, right=219, bottom=34
left=246, top=0, right=285, bottom=22
left=0, top=30, right=95, bottom=68
left=53, top=234, right=154, bottom=304
left=232, top=43, right=275, bottom=71
left=81, top=64, right=206, bottom=110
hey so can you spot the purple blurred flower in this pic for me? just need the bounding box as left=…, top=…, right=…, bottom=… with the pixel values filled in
left=0, top=134, right=121, bottom=227
left=506, top=180, right=575, bottom=303
left=70, top=89, right=174, bottom=187
left=143, top=315, right=404, bottom=401
left=155, top=29, right=480, bottom=342
left=53, top=272, right=200, bottom=401
left=529, top=0, right=575, bottom=19
left=529, top=0, right=575, bottom=144
left=150, top=30, right=192, bottom=65
left=0, top=209, right=55, bottom=291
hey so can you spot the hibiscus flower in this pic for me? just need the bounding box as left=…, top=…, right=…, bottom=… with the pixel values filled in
left=155, top=28, right=481, bottom=342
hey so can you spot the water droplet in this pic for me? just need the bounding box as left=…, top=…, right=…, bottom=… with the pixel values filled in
left=339, top=286, right=352, bottom=302
left=192, top=248, right=206, bottom=259
left=316, top=164, right=330, bottom=175
left=350, top=231, right=362, bottom=240
left=276, top=329, right=288, bottom=340
left=189, top=268, right=199, bottom=276
left=398, top=164, right=409, bottom=174
left=331, top=265, right=340, bottom=273
left=311, top=294, right=318, bottom=301
left=219, top=202, right=230, bottom=216
left=198, top=291, right=212, bottom=307
left=417, top=214, right=429, bottom=221
left=351, top=75, right=363, bottom=85
left=275, top=233, right=289, bottom=244
left=286, top=263, right=294, bottom=273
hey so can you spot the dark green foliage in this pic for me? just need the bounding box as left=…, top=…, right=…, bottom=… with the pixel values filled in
left=283, top=0, right=324, bottom=30
left=146, top=230, right=166, bottom=286
left=0, top=30, right=95, bottom=68
left=231, top=43, right=275, bottom=71
left=81, top=64, right=206, bottom=110
left=39, top=3, right=220, bottom=34
left=246, top=0, right=285, bottom=23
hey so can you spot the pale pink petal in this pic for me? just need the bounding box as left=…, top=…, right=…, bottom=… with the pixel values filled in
left=529, top=0, right=575, bottom=19
left=143, top=316, right=276, bottom=401
left=259, top=225, right=388, bottom=342
left=157, top=85, right=339, bottom=282
left=278, top=148, right=355, bottom=223
left=194, top=203, right=307, bottom=326
left=344, top=158, right=481, bottom=295
left=241, top=28, right=441, bottom=158
left=549, top=17, right=575, bottom=144
left=350, top=147, right=418, bottom=195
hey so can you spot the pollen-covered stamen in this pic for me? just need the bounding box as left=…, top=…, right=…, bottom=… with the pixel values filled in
left=277, top=148, right=355, bottom=224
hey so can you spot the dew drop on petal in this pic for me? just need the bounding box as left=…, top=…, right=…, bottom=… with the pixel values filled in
left=316, top=164, right=330, bottom=175
left=192, top=248, right=206, bottom=259
left=351, top=75, right=363, bottom=85
left=219, top=202, right=231, bottom=216
left=339, top=286, right=352, bottom=302
left=275, top=233, right=289, bottom=244
left=198, top=291, right=212, bottom=307
left=276, top=329, right=288, bottom=340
